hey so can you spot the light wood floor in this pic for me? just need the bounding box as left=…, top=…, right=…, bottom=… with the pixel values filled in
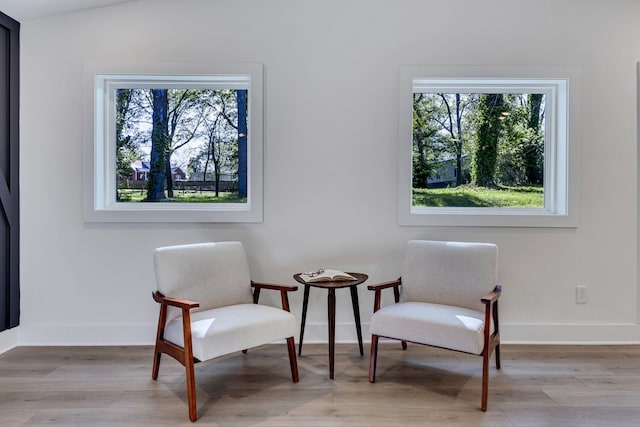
left=1, top=344, right=640, bottom=426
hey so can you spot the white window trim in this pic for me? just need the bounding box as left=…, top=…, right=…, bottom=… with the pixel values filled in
left=398, top=65, right=580, bottom=227
left=83, top=62, right=263, bottom=223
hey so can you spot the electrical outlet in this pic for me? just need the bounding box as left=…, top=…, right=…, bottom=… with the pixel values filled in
left=576, top=286, right=588, bottom=304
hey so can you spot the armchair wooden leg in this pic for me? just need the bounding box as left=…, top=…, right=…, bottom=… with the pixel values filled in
left=152, top=302, right=167, bottom=380
left=151, top=349, right=161, bottom=380
left=185, top=357, right=198, bottom=422
left=369, top=335, right=379, bottom=383
left=481, top=350, right=489, bottom=412
left=495, top=344, right=501, bottom=369
left=401, top=340, right=407, bottom=350
left=286, top=337, right=299, bottom=383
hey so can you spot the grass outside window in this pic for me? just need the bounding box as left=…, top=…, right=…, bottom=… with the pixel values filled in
left=413, top=185, right=543, bottom=208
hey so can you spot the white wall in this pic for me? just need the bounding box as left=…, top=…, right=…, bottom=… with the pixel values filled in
left=7, top=0, right=640, bottom=347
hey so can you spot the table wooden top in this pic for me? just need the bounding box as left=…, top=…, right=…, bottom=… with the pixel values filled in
left=293, top=272, right=368, bottom=289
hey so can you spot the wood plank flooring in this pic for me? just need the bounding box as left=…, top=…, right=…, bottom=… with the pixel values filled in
left=1, top=344, right=640, bottom=426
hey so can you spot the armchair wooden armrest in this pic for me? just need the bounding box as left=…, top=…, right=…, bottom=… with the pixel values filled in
left=481, top=285, right=502, bottom=368
left=367, top=279, right=401, bottom=292
left=368, top=278, right=406, bottom=350
left=251, top=281, right=299, bottom=292
left=152, top=291, right=200, bottom=310
left=367, top=278, right=402, bottom=313
left=481, top=285, right=502, bottom=305
left=251, top=281, right=299, bottom=312
left=151, top=291, right=201, bottom=382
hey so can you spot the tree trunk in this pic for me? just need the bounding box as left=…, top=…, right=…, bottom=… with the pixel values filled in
left=237, top=90, right=248, bottom=199
left=147, top=89, right=169, bottom=201
left=455, top=94, right=464, bottom=186
left=525, top=93, right=544, bottom=185
left=473, top=94, right=503, bottom=187
left=214, top=168, right=220, bottom=198
left=165, top=154, right=174, bottom=198
left=202, top=140, right=212, bottom=193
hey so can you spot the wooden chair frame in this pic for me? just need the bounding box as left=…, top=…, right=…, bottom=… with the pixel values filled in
left=368, top=279, right=501, bottom=411
left=152, top=281, right=299, bottom=422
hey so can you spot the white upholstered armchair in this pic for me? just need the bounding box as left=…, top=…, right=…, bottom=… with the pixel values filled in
left=151, top=241, right=299, bottom=422
left=368, top=240, right=501, bottom=411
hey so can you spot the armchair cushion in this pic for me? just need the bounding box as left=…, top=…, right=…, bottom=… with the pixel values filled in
left=154, top=242, right=254, bottom=314
left=370, top=301, right=493, bottom=355
left=400, top=240, right=498, bottom=312
left=164, top=303, right=298, bottom=361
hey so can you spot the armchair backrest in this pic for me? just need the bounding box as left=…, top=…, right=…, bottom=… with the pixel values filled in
left=153, top=241, right=254, bottom=312
left=400, top=240, right=498, bottom=312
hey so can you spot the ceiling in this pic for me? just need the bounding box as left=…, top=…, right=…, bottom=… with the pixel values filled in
left=0, top=0, right=138, bottom=21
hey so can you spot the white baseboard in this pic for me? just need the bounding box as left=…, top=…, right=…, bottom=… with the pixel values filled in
left=12, top=321, right=640, bottom=347
left=0, top=327, right=19, bottom=354
left=16, top=322, right=363, bottom=346
left=501, top=322, right=640, bottom=344
left=18, top=323, right=157, bottom=346
left=291, top=322, right=640, bottom=345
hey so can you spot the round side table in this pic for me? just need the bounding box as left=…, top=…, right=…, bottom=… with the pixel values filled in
left=293, top=272, right=368, bottom=379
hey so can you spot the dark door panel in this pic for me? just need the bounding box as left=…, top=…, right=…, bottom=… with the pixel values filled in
left=0, top=11, right=19, bottom=331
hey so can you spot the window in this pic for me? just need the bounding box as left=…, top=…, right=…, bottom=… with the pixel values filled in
left=83, top=62, right=263, bottom=222
left=398, top=66, right=579, bottom=227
